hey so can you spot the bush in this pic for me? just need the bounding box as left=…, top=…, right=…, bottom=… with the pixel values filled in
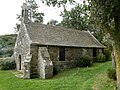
left=1, top=48, right=14, bottom=57
left=0, top=57, right=16, bottom=70
left=77, top=55, right=93, bottom=67
left=92, top=57, right=97, bottom=63
left=103, top=48, right=112, bottom=61
left=107, top=68, right=116, bottom=80
left=96, top=53, right=106, bottom=62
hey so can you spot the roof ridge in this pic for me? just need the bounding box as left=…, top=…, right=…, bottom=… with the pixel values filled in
left=25, top=22, right=89, bottom=33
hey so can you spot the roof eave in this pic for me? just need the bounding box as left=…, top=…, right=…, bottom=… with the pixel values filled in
left=30, top=42, right=104, bottom=49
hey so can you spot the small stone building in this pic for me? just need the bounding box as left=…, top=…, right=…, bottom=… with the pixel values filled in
left=14, top=3, right=104, bottom=79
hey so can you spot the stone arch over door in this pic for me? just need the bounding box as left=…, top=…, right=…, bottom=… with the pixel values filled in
left=19, top=55, right=22, bottom=70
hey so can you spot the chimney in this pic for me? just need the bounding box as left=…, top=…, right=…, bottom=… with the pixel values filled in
left=21, top=3, right=29, bottom=23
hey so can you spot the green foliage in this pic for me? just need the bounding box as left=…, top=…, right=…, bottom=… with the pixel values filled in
left=0, top=34, right=17, bottom=58
left=88, top=1, right=120, bottom=89
left=0, top=34, right=17, bottom=47
left=96, top=53, right=106, bottom=62
left=15, top=0, right=44, bottom=32
left=60, top=4, right=89, bottom=30
left=59, top=2, right=106, bottom=44
left=47, top=19, right=59, bottom=26
left=0, top=57, right=16, bottom=70
left=26, top=0, right=44, bottom=23
left=88, top=0, right=115, bottom=27
left=88, top=0, right=120, bottom=45
left=77, top=55, right=93, bottom=67
left=42, top=0, right=90, bottom=31
left=41, top=0, right=75, bottom=7
left=107, top=68, right=117, bottom=80
left=103, top=48, right=112, bottom=61
left=101, top=33, right=112, bottom=61
left=1, top=48, right=14, bottom=57
left=0, top=61, right=116, bottom=90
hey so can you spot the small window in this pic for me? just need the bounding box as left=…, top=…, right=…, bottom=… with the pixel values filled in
left=93, top=49, right=97, bottom=57
left=59, top=47, right=65, bottom=61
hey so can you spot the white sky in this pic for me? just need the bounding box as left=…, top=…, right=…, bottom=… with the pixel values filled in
left=0, top=0, right=82, bottom=35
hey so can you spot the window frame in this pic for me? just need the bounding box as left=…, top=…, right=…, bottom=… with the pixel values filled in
left=59, top=47, right=65, bottom=61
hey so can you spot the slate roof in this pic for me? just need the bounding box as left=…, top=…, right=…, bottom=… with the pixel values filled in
left=25, top=22, right=104, bottom=48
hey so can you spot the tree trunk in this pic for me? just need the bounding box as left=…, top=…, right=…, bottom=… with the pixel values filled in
left=113, top=9, right=120, bottom=89
left=114, top=45, right=120, bottom=89
left=111, top=51, right=116, bottom=69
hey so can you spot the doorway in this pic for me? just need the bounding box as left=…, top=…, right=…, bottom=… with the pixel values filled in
left=19, top=55, right=21, bottom=70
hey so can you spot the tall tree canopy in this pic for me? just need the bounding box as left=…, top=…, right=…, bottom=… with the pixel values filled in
left=60, top=2, right=105, bottom=43
left=47, top=19, right=58, bottom=26
left=25, top=0, right=44, bottom=22
left=41, top=0, right=75, bottom=7
left=88, top=0, right=120, bottom=89
left=60, top=4, right=89, bottom=30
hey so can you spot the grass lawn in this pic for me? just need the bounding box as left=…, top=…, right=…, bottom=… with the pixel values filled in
left=0, top=61, right=116, bottom=90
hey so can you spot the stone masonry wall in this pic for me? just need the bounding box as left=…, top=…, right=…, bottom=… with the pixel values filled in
left=14, top=23, right=31, bottom=71
left=30, top=45, right=39, bottom=78
left=82, top=48, right=93, bottom=57
left=48, top=47, right=59, bottom=61
left=65, top=48, right=83, bottom=61
left=48, top=46, right=93, bottom=70
left=38, top=46, right=53, bottom=79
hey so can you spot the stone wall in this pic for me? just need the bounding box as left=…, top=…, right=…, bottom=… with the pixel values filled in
left=82, top=48, right=93, bottom=57
left=14, top=23, right=31, bottom=71
left=30, top=45, right=39, bottom=78
left=48, top=47, right=59, bottom=61
left=65, top=48, right=83, bottom=61
left=48, top=46, right=93, bottom=70
left=38, top=46, right=53, bottom=79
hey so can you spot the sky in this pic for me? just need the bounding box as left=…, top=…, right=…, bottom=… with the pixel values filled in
left=0, top=0, right=82, bottom=35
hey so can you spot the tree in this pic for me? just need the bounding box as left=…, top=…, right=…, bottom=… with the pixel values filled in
left=41, top=0, right=120, bottom=88
left=60, top=3, right=106, bottom=43
left=60, top=4, right=89, bottom=30
left=26, top=0, right=44, bottom=22
left=87, top=0, right=120, bottom=89
left=47, top=19, right=58, bottom=26
left=41, top=0, right=75, bottom=7
left=15, top=0, right=44, bottom=32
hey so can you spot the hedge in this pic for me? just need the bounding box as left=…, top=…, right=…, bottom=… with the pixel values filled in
left=0, top=57, right=16, bottom=70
